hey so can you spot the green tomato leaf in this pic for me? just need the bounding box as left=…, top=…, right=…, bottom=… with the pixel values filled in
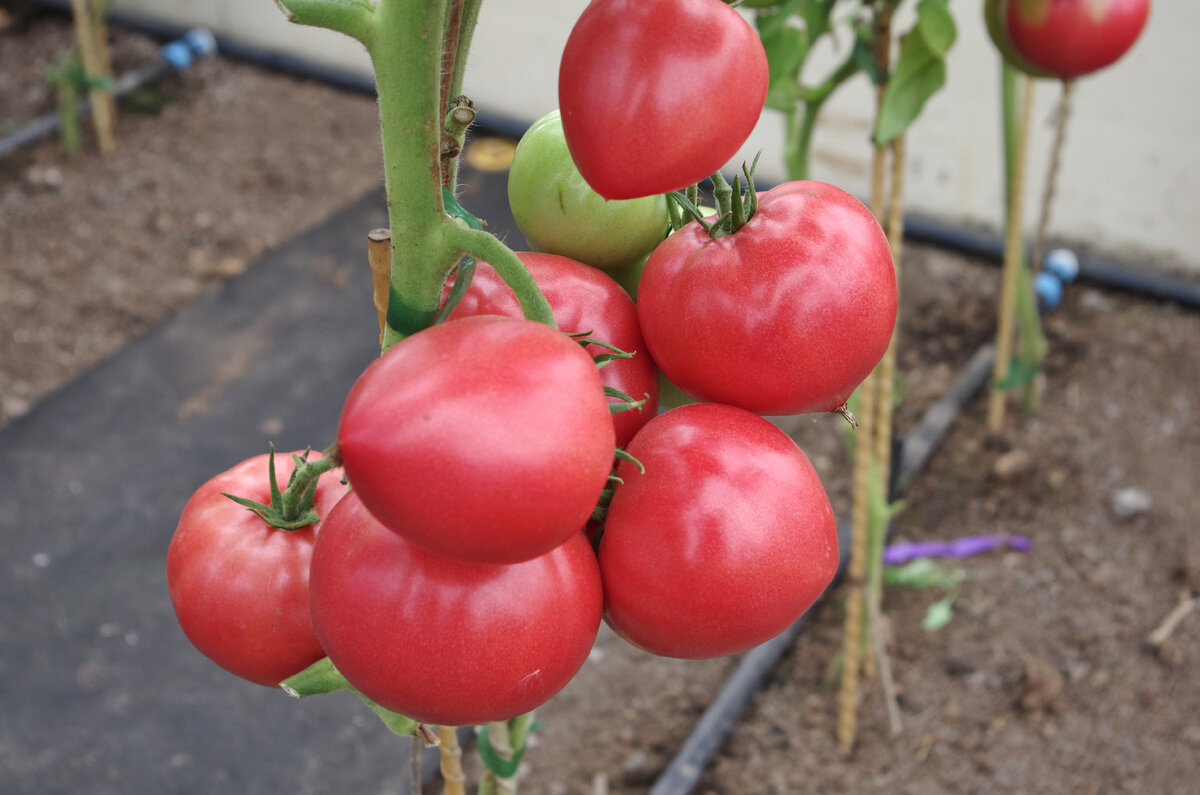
left=884, top=558, right=963, bottom=590
left=354, top=691, right=420, bottom=736
left=873, top=0, right=956, bottom=146
left=279, top=656, right=351, bottom=697
left=915, top=0, right=955, bottom=57
left=995, top=355, right=1042, bottom=390
left=852, top=23, right=885, bottom=85
left=798, top=0, right=836, bottom=42
left=921, top=596, right=955, bottom=632
left=757, top=11, right=807, bottom=111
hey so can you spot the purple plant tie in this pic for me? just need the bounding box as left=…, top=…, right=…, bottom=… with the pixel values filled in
left=883, top=533, right=1033, bottom=565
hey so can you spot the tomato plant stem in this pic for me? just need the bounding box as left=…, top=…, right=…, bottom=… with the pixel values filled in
left=786, top=50, right=861, bottom=181
left=367, top=0, right=458, bottom=344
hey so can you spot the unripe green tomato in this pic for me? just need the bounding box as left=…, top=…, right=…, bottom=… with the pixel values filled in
left=609, top=205, right=718, bottom=303
left=508, top=110, right=668, bottom=271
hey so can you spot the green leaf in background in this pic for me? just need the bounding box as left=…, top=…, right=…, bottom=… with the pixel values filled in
left=874, top=0, right=956, bottom=146
left=798, top=0, right=836, bottom=43
left=995, top=355, right=1042, bottom=390
left=884, top=558, right=963, bottom=591
left=756, top=0, right=808, bottom=111
left=754, top=0, right=840, bottom=112
left=921, top=596, right=955, bottom=631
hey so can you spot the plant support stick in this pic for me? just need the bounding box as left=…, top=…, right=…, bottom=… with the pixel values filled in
left=988, top=74, right=1034, bottom=432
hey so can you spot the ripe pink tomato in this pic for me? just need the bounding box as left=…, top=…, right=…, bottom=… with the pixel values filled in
left=309, top=490, right=603, bottom=726
left=337, top=315, right=615, bottom=564
left=598, top=403, right=839, bottom=658
left=167, top=452, right=347, bottom=686
left=1005, top=0, right=1150, bottom=79
left=446, top=251, right=658, bottom=447
left=558, top=0, right=769, bottom=200
left=636, top=181, right=897, bottom=416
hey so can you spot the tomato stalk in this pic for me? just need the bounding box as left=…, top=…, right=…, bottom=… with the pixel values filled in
left=277, top=0, right=553, bottom=347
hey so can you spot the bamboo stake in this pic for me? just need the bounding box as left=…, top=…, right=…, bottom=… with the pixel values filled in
left=69, top=0, right=116, bottom=153
left=367, top=228, right=392, bottom=347
left=836, top=88, right=889, bottom=749
left=862, top=134, right=907, bottom=685
left=437, top=725, right=466, bottom=795
left=987, top=75, right=1035, bottom=432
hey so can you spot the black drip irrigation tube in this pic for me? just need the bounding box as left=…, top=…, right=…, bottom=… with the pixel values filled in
left=18, top=4, right=1200, bottom=792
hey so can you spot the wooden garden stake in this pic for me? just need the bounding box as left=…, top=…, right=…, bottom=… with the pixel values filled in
left=987, top=74, right=1035, bottom=432
left=68, top=0, right=116, bottom=153
left=367, top=228, right=392, bottom=347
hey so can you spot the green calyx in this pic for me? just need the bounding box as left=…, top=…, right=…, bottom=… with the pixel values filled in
left=567, top=332, right=649, bottom=414
left=222, top=444, right=341, bottom=531
left=281, top=657, right=421, bottom=737
left=669, top=152, right=763, bottom=239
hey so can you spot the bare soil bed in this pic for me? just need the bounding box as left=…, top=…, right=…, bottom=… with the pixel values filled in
left=4, top=12, right=1198, bottom=795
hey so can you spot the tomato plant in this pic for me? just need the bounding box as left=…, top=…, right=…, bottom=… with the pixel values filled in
left=637, top=180, right=897, bottom=416
left=446, top=251, right=658, bottom=447
left=167, top=451, right=346, bottom=686
left=337, top=315, right=616, bottom=564
left=309, top=490, right=603, bottom=726
left=1004, top=0, right=1150, bottom=79
left=507, top=110, right=668, bottom=271
left=558, top=0, right=769, bottom=199
left=598, top=403, right=839, bottom=658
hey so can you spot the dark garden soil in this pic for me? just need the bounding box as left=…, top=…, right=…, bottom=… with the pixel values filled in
left=4, top=12, right=1199, bottom=795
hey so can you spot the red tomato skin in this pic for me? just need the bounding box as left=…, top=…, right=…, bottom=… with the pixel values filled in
left=598, top=403, right=839, bottom=659
left=309, top=491, right=603, bottom=726
left=166, top=452, right=346, bottom=686
left=1005, top=0, right=1150, bottom=79
left=636, top=181, right=897, bottom=416
left=337, top=315, right=616, bottom=564
left=558, top=0, right=769, bottom=200
left=447, top=252, right=658, bottom=447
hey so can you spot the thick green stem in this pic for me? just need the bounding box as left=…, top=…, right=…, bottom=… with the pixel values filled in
left=785, top=99, right=821, bottom=181
left=368, top=0, right=458, bottom=344
left=785, top=49, right=862, bottom=181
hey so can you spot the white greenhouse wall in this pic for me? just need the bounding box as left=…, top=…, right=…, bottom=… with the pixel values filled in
left=109, top=0, right=1200, bottom=272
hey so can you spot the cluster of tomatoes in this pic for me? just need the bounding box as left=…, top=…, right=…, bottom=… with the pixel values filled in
left=167, top=0, right=899, bottom=729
